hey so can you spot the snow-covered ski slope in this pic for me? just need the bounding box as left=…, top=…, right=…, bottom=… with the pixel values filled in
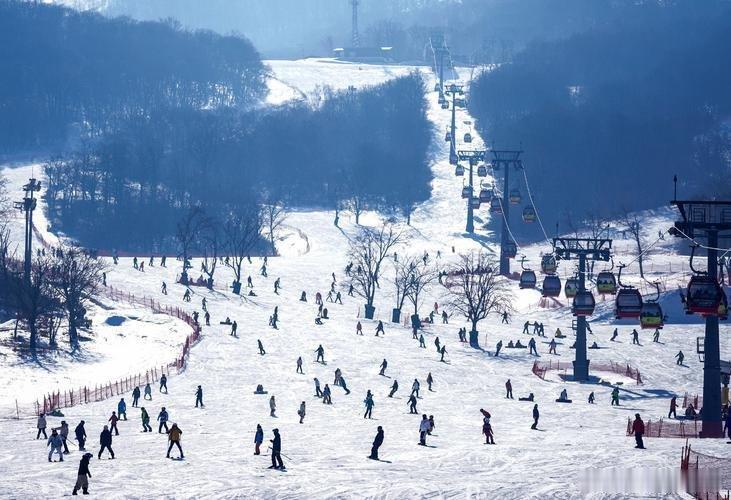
left=0, top=59, right=729, bottom=499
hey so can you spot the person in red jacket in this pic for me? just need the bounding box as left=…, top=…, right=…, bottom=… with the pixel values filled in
left=631, top=413, right=645, bottom=449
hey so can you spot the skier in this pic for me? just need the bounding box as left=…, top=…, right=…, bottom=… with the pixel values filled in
left=254, top=424, right=264, bottom=455
left=314, top=378, right=322, bottom=397
left=231, top=321, right=238, bottom=337
left=631, top=329, right=640, bottom=345
left=364, top=390, right=375, bottom=419
left=48, top=429, right=64, bottom=462
left=495, top=340, right=503, bottom=357
left=428, top=415, right=436, bottom=435
left=132, top=386, right=140, bottom=407
left=379, top=359, right=388, bottom=376
left=258, top=339, right=266, bottom=355
left=675, top=350, right=685, bottom=365
left=75, top=420, right=87, bottom=451
left=369, top=426, right=384, bottom=460
left=549, top=339, right=557, bottom=354
left=501, top=311, right=509, bottom=324
left=323, top=384, right=333, bottom=404
left=412, top=379, right=420, bottom=398
left=388, top=380, right=399, bottom=398
left=335, top=292, right=343, bottom=304
left=183, top=289, right=191, bottom=302
left=160, top=373, right=168, bottom=393
left=588, top=392, right=595, bottom=404
left=631, top=413, right=645, bottom=449
left=529, top=337, right=538, bottom=356
left=157, top=407, right=169, bottom=433
left=440, top=345, right=447, bottom=362
left=269, top=429, right=284, bottom=470
left=161, top=282, right=167, bottom=295
left=480, top=409, right=495, bottom=444
left=407, top=394, right=418, bottom=414
left=37, top=412, right=48, bottom=439
left=300, top=291, right=307, bottom=302
left=441, top=311, right=448, bottom=324
left=166, top=423, right=184, bottom=459
left=201, top=297, right=207, bottom=312
left=523, top=321, right=530, bottom=334
left=419, top=414, right=430, bottom=446
left=247, top=276, right=253, bottom=288
left=435, top=336, right=441, bottom=353
left=108, top=411, right=120, bottom=436
left=611, top=387, right=620, bottom=406
left=274, top=278, right=280, bottom=294
left=141, top=407, right=152, bottom=432
left=334, top=368, right=342, bottom=386
left=611, top=328, right=618, bottom=341
left=531, top=404, right=539, bottom=430
left=375, top=321, right=384, bottom=337
left=144, top=383, right=152, bottom=400
left=72, top=452, right=93, bottom=495
left=348, top=284, right=354, bottom=296
left=269, top=396, right=277, bottom=417
left=505, top=379, right=513, bottom=399
left=356, top=321, right=363, bottom=335
left=55, top=420, right=70, bottom=454
left=298, top=402, right=306, bottom=424
left=195, top=385, right=204, bottom=408
left=669, top=396, right=678, bottom=418
left=419, top=334, right=426, bottom=348
left=118, top=398, right=127, bottom=421
left=427, top=372, right=434, bottom=391
left=315, top=344, right=325, bottom=363
left=296, top=357, right=304, bottom=374
left=653, top=329, right=660, bottom=343
left=98, top=425, right=115, bottom=460
left=315, top=292, right=322, bottom=305
left=204, top=311, right=210, bottom=326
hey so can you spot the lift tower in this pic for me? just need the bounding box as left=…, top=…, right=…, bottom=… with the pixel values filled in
left=350, top=0, right=360, bottom=47
left=13, top=177, right=42, bottom=284
left=490, top=150, right=522, bottom=276
left=457, top=149, right=488, bottom=234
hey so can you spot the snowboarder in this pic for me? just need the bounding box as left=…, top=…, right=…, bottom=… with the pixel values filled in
left=427, top=372, right=434, bottom=391
left=254, top=424, right=263, bottom=455
left=231, top=321, right=238, bottom=337
left=132, top=386, right=140, bottom=407
left=611, top=387, right=620, bottom=406
left=407, top=394, right=418, bottom=414
left=675, top=350, right=685, bottom=365
left=315, top=344, right=325, bottom=363
left=529, top=337, right=538, bottom=356
left=269, top=429, right=284, bottom=469
left=258, top=339, right=266, bottom=355
left=669, top=396, right=677, bottom=418
left=323, top=384, right=333, bottom=404
left=48, top=429, right=64, bottom=462
left=157, top=407, right=169, bottom=433
left=72, top=452, right=93, bottom=495
left=108, top=411, right=120, bottom=436
left=36, top=413, right=47, bottom=439
left=440, top=345, right=447, bottom=362
left=379, top=359, right=388, bottom=376
left=388, top=380, right=399, bottom=397
left=160, top=373, right=168, bottom=393
left=269, top=396, right=277, bottom=417
left=363, top=391, right=375, bottom=419
left=411, top=379, right=420, bottom=398
left=314, top=378, right=322, bottom=397
left=631, top=329, right=640, bottom=345
left=300, top=291, right=307, bottom=302
left=495, top=340, right=503, bottom=357
left=531, top=404, right=539, bottom=430
left=631, top=413, right=645, bottom=449
left=118, top=398, right=127, bottom=421
left=480, top=409, right=494, bottom=444
left=98, top=425, right=114, bottom=460
left=611, top=328, right=618, bottom=341
left=419, top=414, right=430, bottom=446
left=166, top=424, right=184, bottom=459
left=356, top=321, right=363, bottom=335
left=375, top=321, right=384, bottom=336
left=75, top=421, right=87, bottom=451
left=298, top=402, right=306, bottom=424
left=505, top=379, right=513, bottom=399
left=195, top=385, right=204, bottom=408
left=340, top=376, right=351, bottom=395
left=419, top=334, right=426, bottom=348
left=369, top=426, right=384, bottom=460
left=334, top=368, right=342, bottom=386
left=653, top=329, right=660, bottom=343
left=161, top=282, right=167, bottom=295
left=144, top=383, right=152, bottom=400
left=296, top=357, right=304, bottom=374
left=549, top=339, right=557, bottom=354
left=141, top=407, right=152, bottom=432
left=588, top=392, right=595, bottom=404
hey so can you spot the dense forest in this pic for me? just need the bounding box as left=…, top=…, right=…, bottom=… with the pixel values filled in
left=0, top=0, right=267, bottom=153
left=47, top=73, right=433, bottom=252
left=469, top=0, right=731, bottom=234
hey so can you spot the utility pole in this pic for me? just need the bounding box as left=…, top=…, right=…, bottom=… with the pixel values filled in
left=670, top=199, right=731, bottom=438
left=350, top=0, right=360, bottom=48
left=13, top=177, right=42, bottom=284
left=553, top=237, right=612, bottom=381
left=457, top=149, right=487, bottom=234
left=490, top=150, right=522, bottom=276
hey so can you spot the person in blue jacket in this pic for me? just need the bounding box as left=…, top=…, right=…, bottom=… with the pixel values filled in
left=254, top=424, right=264, bottom=455
left=118, top=398, right=127, bottom=421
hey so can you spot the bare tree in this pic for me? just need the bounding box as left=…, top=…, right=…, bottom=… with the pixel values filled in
left=405, top=258, right=438, bottom=316
left=391, top=256, right=414, bottom=323
left=50, top=245, right=106, bottom=350
left=223, top=207, right=263, bottom=294
left=11, top=255, right=57, bottom=355
left=348, top=223, right=404, bottom=319
left=200, top=216, right=219, bottom=290
left=261, top=201, right=286, bottom=255
left=175, top=206, right=207, bottom=285
left=349, top=195, right=366, bottom=225
left=622, top=209, right=649, bottom=278
left=583, top=212, right=611, bottom=279
left=443, top=252, right=513, bottom=348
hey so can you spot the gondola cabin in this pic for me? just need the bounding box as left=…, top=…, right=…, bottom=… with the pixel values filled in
left=489, top=198, right=502, bottom=214
left=470, top=197, right=481, bottom=209
left=441, top=101, right=449, bottom=109
left=615, top=288, right=643, bottom=319
left=479, top=188, right=493, bottom=202
left=454, top=165, right=464, bottom=176
left=542, top=275, right=562, bottom=297
left=522, top=206, right=537, bottom=223
left=464, top=132, right=473, bottom=143
left=503, top=242, right=517, bottom=259
left=541, top=255, right=557, bottom=274
left=509, top=189, right=521, bottom=204
left=445, top=131, right=452, bottom=142
left=572, top=291, right=595, bottom=316
left=686, top=276, right=724, bottom=315
left=520, top=270, right=537, bottom=289
left=640, top=302, right=664, bottom=329
left=461, top=186, right=473, bottom=199
left=564, top=278, right=579, bottom=299
left=596, top=271, right=617, bottom=295
left=477, top=165, right=487, bottom=177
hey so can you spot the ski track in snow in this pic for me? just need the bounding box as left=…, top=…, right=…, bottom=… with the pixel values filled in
left=0, top=59, right=729, bottom=499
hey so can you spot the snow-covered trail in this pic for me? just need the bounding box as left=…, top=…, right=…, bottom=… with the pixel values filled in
left=0, top=59, right=728, bottom=499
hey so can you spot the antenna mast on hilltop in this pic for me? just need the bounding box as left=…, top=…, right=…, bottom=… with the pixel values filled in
left=351, top=0, right=360, bottom=47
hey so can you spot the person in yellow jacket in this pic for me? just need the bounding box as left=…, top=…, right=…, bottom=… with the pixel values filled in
left=166, top=423, right=184, bottom=459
